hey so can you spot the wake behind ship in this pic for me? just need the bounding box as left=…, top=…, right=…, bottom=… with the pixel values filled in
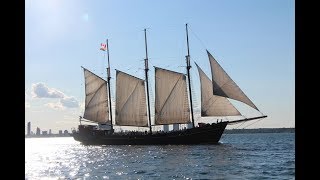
left=71, top=24, right=267, bottom=145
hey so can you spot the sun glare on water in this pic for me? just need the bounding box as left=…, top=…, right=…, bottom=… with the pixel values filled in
left=25, top=137, right=79, bottom=179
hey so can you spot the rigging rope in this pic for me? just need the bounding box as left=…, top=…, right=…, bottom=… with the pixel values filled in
left=188, top=26, right=207, bottom=50
left=234, top=121, right=247, bottom=129
left=242, top=118, right=264, bottom=129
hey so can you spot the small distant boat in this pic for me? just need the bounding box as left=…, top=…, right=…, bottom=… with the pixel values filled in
left=71, top=24, right=267, bottom=145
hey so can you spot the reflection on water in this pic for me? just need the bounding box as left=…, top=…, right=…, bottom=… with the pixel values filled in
left=25, top=133, right=295, bottom=179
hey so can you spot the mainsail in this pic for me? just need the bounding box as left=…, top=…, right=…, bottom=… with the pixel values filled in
left=195, top=62, right=241, bottom=116
left=115, top=70, right=148, bottom=127
left=83, top=67, right=109, bottom=123
left=155, top=67, right=190, bottom=125
left=207, top=50, right=259, bottom=111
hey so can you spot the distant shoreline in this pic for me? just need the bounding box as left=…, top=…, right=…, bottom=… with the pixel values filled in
left=25, top=134, right=71, bottom=138
left=224, top=128, right=294, bottom=134
left=25, top=128, right=295, bottom=138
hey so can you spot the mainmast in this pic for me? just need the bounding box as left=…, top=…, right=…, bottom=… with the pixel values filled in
left=106, top=39, right=113, bottom=131
left=144, top=29, right=152, bottom=134
left=185, top=23, right=195, bottom=128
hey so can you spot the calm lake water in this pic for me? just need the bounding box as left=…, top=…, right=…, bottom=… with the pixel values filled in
left=25, top=133, right=295, bottom=179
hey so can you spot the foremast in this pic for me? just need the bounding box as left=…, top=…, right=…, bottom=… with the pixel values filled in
left=106, top=39, right=113, bottom=131
left=185, top=23, right=195, bottom=128
left=144, top=29, right=152, bottom=134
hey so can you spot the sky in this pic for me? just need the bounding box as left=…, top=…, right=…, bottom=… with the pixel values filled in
left=25, top=0, right=294, bottom=133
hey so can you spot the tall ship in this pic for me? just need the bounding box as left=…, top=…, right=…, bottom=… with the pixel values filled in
left=71, top=24, right=267, bottom=145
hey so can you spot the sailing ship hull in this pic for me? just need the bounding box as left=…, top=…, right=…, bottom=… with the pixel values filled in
left=72, top=122, right=228, bottom=145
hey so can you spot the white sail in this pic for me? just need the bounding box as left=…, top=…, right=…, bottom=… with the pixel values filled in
left=155, top=67, right=190, bottom=125
left=195, top=62, right=241, bottom=116
left=83, top=68, right=109, bottom=123
left=207, top=50, right=259, bottom=111
left=115, top=70, right=148, bottom=127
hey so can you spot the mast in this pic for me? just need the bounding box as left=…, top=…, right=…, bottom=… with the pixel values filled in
left=106, top=39, right=113, bottom=131
left=185, top=23, right=195, bottom=128
left=144, top=29, right=152, bottom=134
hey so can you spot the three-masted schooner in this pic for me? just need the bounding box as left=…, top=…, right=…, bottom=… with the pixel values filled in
left=71, top=24, right=267, bottom=145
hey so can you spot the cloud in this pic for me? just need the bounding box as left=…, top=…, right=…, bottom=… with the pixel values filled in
left=60, top=97, right=79, bottom=108
left=45, top=102, right=65, bottom=110
left=31, top=82, right=79, bottom=110
left=45, top=97, right=79, bottom=110
left=32, top=82, right=65, bottom=98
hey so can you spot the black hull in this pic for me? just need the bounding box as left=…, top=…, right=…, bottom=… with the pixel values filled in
left=71, top=122, right=227, bottom=145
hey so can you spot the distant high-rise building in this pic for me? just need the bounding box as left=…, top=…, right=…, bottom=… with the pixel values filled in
left=163, top=125, right=169, bottom=132
left=49, top=129, right=52, bottom=134
left=59, top=130, right=62, bottom=135
left=27, top=122, right=31, bottom=135
left=36, top=127, right=41, bottom=135
left=173, top=124, right=179, bottom=131
left=42, top=131, right=48, bottom=135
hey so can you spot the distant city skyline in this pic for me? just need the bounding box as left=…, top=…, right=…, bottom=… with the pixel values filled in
left=25, top=0, right=294, bottom=132
left=25, top=121, right=70, bottom=135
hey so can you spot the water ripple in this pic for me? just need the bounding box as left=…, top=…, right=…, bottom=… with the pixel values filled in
left=25, top=133, right=295, bottom=179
